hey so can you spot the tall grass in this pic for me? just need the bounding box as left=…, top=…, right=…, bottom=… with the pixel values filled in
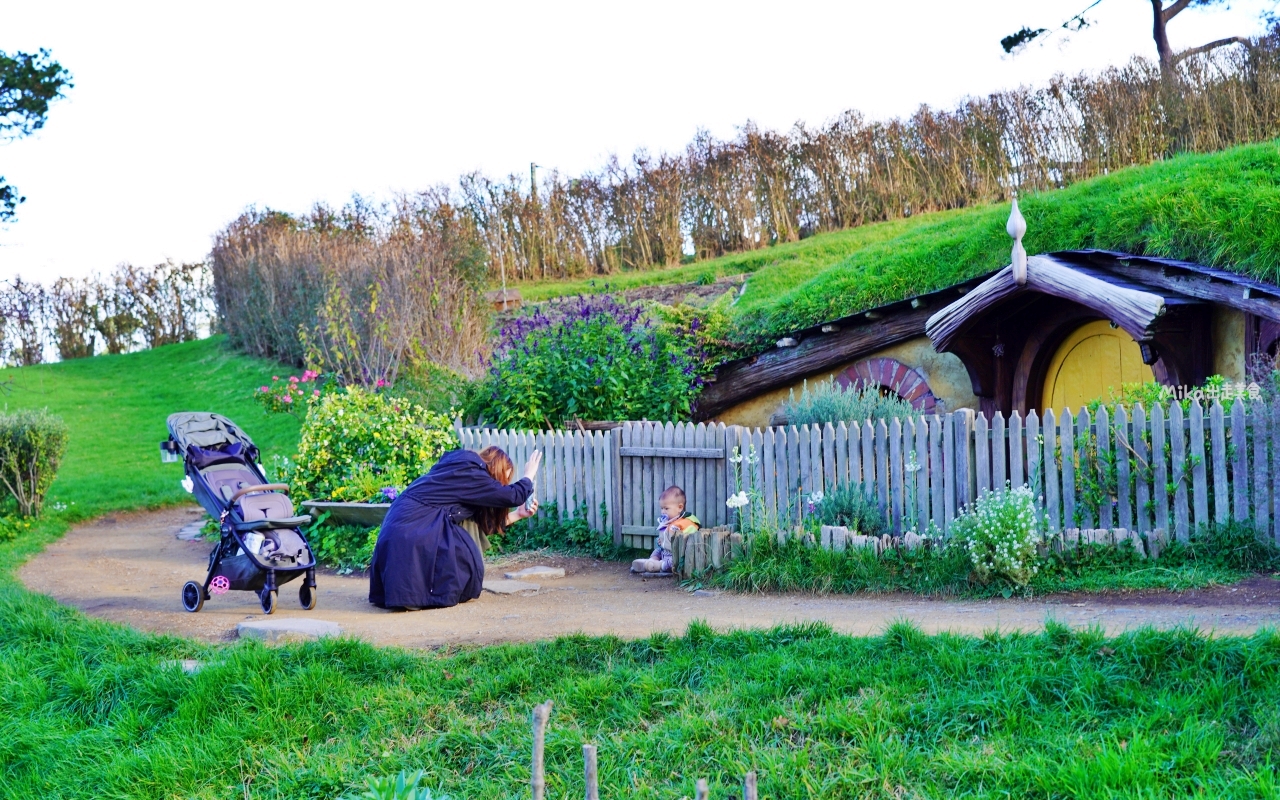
left=782, top=379, right=914, bottom=426
left=211, top=198, right=491, bottom=380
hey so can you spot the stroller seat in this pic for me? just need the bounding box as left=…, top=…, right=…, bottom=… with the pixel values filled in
left=233, top=490, right=312, bottom=531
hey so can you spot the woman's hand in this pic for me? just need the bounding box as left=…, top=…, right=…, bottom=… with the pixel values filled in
left=523, top=450, right=543, bottom=484
left=508, top=497, right=539, bottom=524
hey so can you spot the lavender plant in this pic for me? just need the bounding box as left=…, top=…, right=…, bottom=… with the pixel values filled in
left=473, top=295, right=707, bottom=428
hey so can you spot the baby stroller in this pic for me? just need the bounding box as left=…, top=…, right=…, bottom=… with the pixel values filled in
left=162, top=412, right=317, bottom=615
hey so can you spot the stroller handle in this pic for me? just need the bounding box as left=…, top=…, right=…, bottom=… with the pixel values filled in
left=227, top=483, right=290, bottom=506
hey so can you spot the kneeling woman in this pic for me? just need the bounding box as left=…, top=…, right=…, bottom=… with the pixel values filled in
left=369, top=447, right=542, bottom=610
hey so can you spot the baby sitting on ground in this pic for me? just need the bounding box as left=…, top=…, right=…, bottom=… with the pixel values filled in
left=631, top=485, right=701, bottom=575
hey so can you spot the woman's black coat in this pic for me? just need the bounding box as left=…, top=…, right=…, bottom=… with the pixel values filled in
left=369, top=449, right=532, bottom=609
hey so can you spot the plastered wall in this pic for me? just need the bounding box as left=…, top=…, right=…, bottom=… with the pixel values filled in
left=714, top=336, right=979, bottom=428
left=1211, top=306, right=1246, bottom=382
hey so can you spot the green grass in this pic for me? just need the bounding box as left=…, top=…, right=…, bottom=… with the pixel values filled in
left=523, top=141, right=1280, bottom=347
left=3, top=340, right=1280, bottom=797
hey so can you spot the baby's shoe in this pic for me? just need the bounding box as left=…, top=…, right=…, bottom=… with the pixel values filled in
left=630, top=557, right=664, bottom=573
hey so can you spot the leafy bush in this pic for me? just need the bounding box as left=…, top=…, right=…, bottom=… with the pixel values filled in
left=306, top=512, right=380, bottom=572
left=0, top=514, right=33, bottom=542
left=341, top=770, right=450, bottom=800
left=497, top=501, right=614, bottom=558
left=651, top=293, right=741, bottom=367
left=393, top=360, right=479, bottom=416
left=815, top=483, right=889, bottom=537
left=0, top=408, right=69, bottom=517
left=474, top=295, right=706, bottom=428
left=783, top=378, right=915, bottom=427
left=254, top=369, right=325, bottom=414
left=282, top=387, right=456, bottom=501
left=1160, top=520, right=1280, bottom=573
left=950, top=485, right=1044, bottom=588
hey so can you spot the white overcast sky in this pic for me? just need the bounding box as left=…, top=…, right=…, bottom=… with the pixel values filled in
left=1, top=0, right=1273, bottom=281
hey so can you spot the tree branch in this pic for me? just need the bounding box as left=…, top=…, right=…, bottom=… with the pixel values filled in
left=1162, top=0, right=1195, bottom=24
left=1174, top=35, right=1251, bottom=62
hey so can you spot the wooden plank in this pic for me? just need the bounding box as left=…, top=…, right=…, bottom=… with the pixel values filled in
left=797, top=424, right=813, bottom=496
left=1026, top=411, right=1042, bottom=507
left=596, top=431, right=608, bottom=532
left=1044, top=409, right=1060, bottom=532
left=714, top=423, right=727, bottom=528
left=1076, top=408, right=1093, bottom=530
left=823, top=422, right=837, bottom=494
left=752, top=428, right=766, bottom=529
left=1152, top=402, right=1169, bottom=535
left=662, top=422, right=676, bottom=500
left=943, top=412, right=956, bottom=527
left=1211, top=400, right=1228, bottom=524
left=1096, top=406, right=1113, bottom=530
left=865, top=417, right=875, bottom=499
left=1232, top=398, right=1249, bottom=522
left=955, top=411, right=973, bottom=509
left=876, top=420, right=890, bottom=516
left=1169, top=402, right=1189, bottom=543
left=617, top=446, right=725, bottom=459
left=609, top=429, right=621, bottom=544
left=621, top=424, right=632, bottom=531
left=890, top=417, right=904, bottom=533
left=915, top=417, right=929, bottom=533
left=761, top=426, right=776, bottom=518
left=1253, top=400, right=1270, bottom=537
left=554, top=430, right=568, bottom=519
left=834, top=422, right=848, bottom=492
left=974, top=412, right=990, bottom=495
left=1061, top=409, right=1076, bottom=530
left=1189, top=400, right=1208, bottom=529
left=810, top=423, right=825, bottom=498
left=1133, top=405, right=1151, bottom=534
left=992, top=411, right=1007, bottom=491
left=849, top=419, right=862, bottom=496
left=1114, top=406, right=1133, bottom=533
left=640, top=424, right=654, bottom=527
left=1010, top=411, right=1024, bottom=490
left=571, top=430, right=584, bottom=516
left=1273, top=396, right=1280, bottom=546
left=929, top=415, right=944, bottom=533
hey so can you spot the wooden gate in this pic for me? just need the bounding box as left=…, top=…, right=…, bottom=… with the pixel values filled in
left=616, top=422, right=732, bottom=550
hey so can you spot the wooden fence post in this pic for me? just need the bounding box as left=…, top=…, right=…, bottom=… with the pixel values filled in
left=743, top=771, right=759, bottom=800
left=583, top=744, right=598, bottom=800
left=531, top=701, right=553, bottom=800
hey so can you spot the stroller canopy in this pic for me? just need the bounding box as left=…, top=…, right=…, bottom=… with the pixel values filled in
left=167, top=412, right=257, bottom=455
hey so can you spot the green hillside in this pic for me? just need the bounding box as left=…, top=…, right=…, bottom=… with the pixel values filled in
left=526, top=141, right=1280, bottom=350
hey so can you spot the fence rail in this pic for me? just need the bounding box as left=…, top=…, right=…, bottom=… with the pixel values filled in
left=460, top=397, right=1280, bottom=550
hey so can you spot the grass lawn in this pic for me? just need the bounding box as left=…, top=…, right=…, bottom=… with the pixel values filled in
left=520, top=141, right=1280, bottom=347
left=3, top=340, right=1280, bottom=798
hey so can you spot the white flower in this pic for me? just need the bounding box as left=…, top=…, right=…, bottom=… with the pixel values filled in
left=729, top=447, right=743, bottom=464
left=807, top=490, right=825, bottom=505
left=726, top=491, right=750, bottom=509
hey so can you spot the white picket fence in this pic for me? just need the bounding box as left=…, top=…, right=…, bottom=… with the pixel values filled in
left=460, top=397, right=1280, bottom=551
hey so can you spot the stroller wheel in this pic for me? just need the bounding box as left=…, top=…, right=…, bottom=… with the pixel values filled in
left=181, top=581, right=204, bottom=613
left=299, top=583, right=317, bottom=611
left=259, top=588, right=277, bottom=615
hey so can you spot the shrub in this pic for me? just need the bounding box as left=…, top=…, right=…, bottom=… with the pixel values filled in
left=950, top=485, right=1044, bottom=588
left=815, top=482, right=889, bottom=537
left=0, top=408, right=69, bottom=517
left=497, top=501, right=613, bottom=558
left=254, top=369, right=325, bottom=414
left=306, top=513, right=379, bottom=572
left=282, top=387, right=456, bottom=501
left=394, top=360, right=480, bottom=416
left=1161, top=520, right=1280, bottom=572
left=783, top=378, right=915, bottom=427
left=342, top=770, right=450, bottom=800
left=474, top=295, right=705, bottom=428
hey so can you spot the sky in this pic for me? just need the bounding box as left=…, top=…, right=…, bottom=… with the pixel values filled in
left=1, top=0, right=1274, bottom=282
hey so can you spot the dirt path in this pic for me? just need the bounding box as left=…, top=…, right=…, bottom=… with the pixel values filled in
left=19, top=506, right=1280, bottom=647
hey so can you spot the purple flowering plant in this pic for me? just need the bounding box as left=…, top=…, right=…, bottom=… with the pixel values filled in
left=474, top=294, right=709, bottom=427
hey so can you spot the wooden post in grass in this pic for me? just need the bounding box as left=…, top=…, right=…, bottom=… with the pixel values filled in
left=583, top=744, right=599, bottom=800
left=695, top=778, right=709, bottom=800
left=532, top=700, right=553, bottom=800
left=743, top=771, right=759, bottom=800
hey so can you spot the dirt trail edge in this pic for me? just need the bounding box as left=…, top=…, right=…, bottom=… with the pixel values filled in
left=19, top=506, right=1280, bottom=647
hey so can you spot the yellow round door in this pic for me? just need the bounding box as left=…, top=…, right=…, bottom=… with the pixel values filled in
left=1041, top=319, right=1155, bottom=413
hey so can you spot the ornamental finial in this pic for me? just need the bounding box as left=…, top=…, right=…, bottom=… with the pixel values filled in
left=1008, top=192, right=1027, bottom=286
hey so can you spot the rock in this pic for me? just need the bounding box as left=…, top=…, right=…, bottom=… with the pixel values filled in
left=504, top=565, right=565, bottom=580
left=161, top=658, right=205, bottom=674
left=176, top=522, right=206, bottom=541
left=693, top=589, right=721, bottom=598
left=236, top=618, right=341, bottom=642
left=483, top=579, right=540, bottom=595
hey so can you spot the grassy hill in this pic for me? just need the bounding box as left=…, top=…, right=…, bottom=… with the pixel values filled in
left=525, top=141, right=1280, bottom=350
left=1, top=340, right=1279, bottom=797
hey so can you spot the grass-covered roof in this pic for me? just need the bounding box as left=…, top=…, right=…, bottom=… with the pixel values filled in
left=527, top=141, right=1280, bottom=351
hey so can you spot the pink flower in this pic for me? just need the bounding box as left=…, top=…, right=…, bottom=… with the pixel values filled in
left=289, top=376, right=299, bottom=383
left=313, top=389, right=321, bottom=397
left=282, top=394, right=293, bottom=403
left=272, top=376, right=279, bottom=381
left=375, top=378, right=388, bottom=388
left=302, top=370, right=319, bottom=382
left=259, top=386, right=268, bottom=392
